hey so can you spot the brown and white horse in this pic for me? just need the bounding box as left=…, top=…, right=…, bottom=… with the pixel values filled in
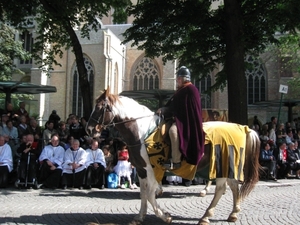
left=86, top=89, right=261, bottom=225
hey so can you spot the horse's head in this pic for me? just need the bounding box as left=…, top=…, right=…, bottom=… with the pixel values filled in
left=86, top=88, right=116, bottom=138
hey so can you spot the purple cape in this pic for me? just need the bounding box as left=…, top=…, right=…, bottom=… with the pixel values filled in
left=166, top=83, right=205, bottom=165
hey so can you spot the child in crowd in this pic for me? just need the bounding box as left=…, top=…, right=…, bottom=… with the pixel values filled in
left=113, top=142, right=134, bottom=189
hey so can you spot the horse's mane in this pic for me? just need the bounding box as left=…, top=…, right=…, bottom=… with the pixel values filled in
left=96, top=91, right=152, bottom=113
left=96, top=91, right=120, bottom=105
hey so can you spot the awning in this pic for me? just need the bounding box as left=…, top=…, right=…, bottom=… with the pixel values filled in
left=120, top=89, right=175, bottom=107
left=0, top=81, right=57, bottom=104
left=253, top=99, right=300, bottom=122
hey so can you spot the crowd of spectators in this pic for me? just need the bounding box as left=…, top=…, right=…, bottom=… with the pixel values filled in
left=0, top=102, right=138, bottom=190
left=253, top=116, right=300, bottom=180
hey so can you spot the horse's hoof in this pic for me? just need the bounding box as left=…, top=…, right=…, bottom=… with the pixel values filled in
left=130, top=219, right=142, bottom=225
left=197, top=221, right=209, bottom=225
left=227, top=215, right=238, bottom=222
left=197, top=218, right=210, bottom=225
left=165, top=212, right=172, bottom=224
left=199, top=191, right=207, bottom=197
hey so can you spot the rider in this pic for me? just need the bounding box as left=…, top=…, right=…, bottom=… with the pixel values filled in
left=157, top=66, right=205, bottom=169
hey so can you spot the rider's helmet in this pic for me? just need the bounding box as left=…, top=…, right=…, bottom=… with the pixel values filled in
left=177, top=66, right=191, bottom=81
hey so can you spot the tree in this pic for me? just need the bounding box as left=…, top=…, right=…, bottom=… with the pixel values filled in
left=0, top=0, right=131, bottom=118
left=0, top=22, right=31, bottom=80
left=123, top=0, right=300, bottom=124
left=0, top=22, right=32, bottom=105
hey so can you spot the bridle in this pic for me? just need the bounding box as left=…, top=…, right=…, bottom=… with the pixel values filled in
left=89, top=99, right=115, bottom=131
left=89, top=98, right=155, bottom=132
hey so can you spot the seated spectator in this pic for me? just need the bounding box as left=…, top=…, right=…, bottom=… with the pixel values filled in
left=38, top=134, right=65, bottom=189
left=103, top=145, right=114, bottom=172
left=259, top=141, right=277, bottom=181
left=85, top=139, right=106, bottom=189
left=42, top=121, right=57, bottom=146
left=15, top=102, right=30, bottom=124
left=276, top=123, right=287, bottom=146
left=57, top=121, right=69, bottom=146
left=69, top=115, right=86, bottom=146
left=286, top=142, right=300, bottom=178
left=2, top=120, right=18, bottom=142
left=259, top=130, right=269, bottom=142
left=5, top=103, right=18, bottom=126
left=114, top=142, right=134, bottom=189
left=0, top=135, right=13, bottom=188
left=27, top=118, right=42, bottom=142
left=3, top=120, right=19, bottom=158
left=61, top=139, right=86, bottom=190
left=285, top=129, right=295, bottom=145
left=16, top=134, right=39, bottom=184
left=130, top=166, right=138, bottom=189
left=17, top=115, right=29, bottom=139
left=276, top=142, right=290, bottom=179
left=1, top=113, right=9, bottom=129
left=64, top=135, right=74, bottom=150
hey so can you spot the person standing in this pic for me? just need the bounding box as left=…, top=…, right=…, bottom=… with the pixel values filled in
left=0, top=135, right=13, bottom=188
left=157, top=66, right=204, bottom=169
left=48, top=110, right=61, bottom=130
left=38, top=134, right=65, bottom=189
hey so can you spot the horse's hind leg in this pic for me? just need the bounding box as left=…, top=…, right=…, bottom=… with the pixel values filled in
left=226, top=179, right=241, bottom=222
left=199, top=180, right=212, bottom=197
left=198, top=178, right=227, bottom=225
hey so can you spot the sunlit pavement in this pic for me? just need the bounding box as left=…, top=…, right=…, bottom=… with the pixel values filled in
left=0, top=179, right=300, bottom=225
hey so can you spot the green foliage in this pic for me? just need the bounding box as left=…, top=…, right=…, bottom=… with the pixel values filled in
left=266, top=33, right=300, bottom=74
left=122, top=0, right=300, bottom=90
left=0, top=0, right=131, bottom=76
left=0, top=22, right=31, bottom=79
left=136, top=99, right=159, bottom=111
left=287, top=77, right=300, bottom=99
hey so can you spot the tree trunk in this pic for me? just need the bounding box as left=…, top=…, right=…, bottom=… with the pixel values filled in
left=65, top=22, right=93, bottom=118
left=224, top=0, right=247, bottom=125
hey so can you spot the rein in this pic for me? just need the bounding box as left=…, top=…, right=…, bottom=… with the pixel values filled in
left=89, top=99, right=154, bottom=130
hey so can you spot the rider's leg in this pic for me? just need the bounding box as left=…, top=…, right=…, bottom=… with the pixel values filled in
left=169, top=122, right=181, bottom=168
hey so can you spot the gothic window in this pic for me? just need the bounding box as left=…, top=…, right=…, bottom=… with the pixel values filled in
left=195, top=75, right=212, bottom=109
left=72, top=56, right=94, bottom=117
left=20, top=31, right=33, bottom=64
left=245, top=56, right=266, bottom=104
left=133, top=57, right=159, bottom=90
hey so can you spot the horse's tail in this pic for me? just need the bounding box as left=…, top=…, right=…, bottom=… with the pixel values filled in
left=240, top=129, right=261, bottom=200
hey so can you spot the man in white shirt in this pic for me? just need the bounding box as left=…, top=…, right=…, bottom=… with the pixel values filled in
left=0, top=135, right=13, bottom=188
left=85, top=139, right=106, bottom=189
left=61, top=139, right=86, bottom=189
left=38, top=134, right=65, bottom=189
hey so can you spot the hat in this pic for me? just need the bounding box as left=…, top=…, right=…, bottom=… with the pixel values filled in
left=177, top=66, right=191, bottom=81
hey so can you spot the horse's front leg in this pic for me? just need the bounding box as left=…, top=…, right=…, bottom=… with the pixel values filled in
left=133, top=177, right=148, bottom=223
left=199, top=180, right=212, bottom=197
left=148, top=179, right=172, bottom=224
left=198, top=178, right=227, bottom=225
left=226, top=179, right=241, bottom=222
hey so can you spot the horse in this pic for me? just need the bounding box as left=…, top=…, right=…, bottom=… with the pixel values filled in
left=86, top=88, right=261, bottom=225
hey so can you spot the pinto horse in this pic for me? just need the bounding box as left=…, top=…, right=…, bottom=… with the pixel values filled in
left=86, top=89, right=261, bottom=225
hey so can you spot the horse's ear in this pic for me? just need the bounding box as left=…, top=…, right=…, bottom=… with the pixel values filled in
left=105, top=86, right=111, bottom=97
left=103, top=86, right=110, bottom=97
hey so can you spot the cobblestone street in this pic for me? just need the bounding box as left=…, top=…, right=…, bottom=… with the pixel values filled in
left=1, top=179, right=300, bottom=225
